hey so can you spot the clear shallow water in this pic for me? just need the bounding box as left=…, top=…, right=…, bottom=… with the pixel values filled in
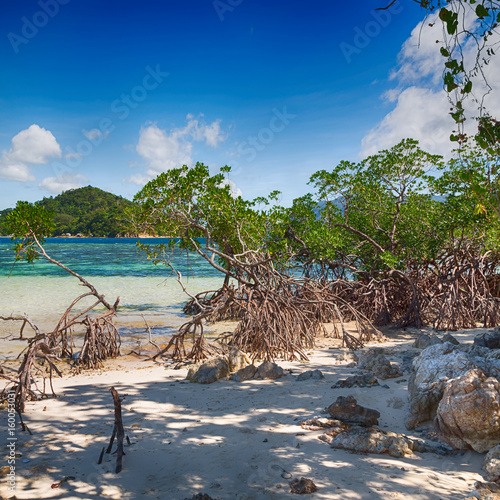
left=0, top=238, right=224, bottom=345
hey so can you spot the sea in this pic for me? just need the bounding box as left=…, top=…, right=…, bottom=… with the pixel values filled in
left=0, top=237, right=225, bottom=350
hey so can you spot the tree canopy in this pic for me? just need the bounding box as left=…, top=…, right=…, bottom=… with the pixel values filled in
left=0, top=186, right=135, bottom=237
left=131, top=138, right=500, bottom=360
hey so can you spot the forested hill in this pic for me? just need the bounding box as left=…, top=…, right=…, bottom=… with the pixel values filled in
left=0, top=186, right=135, bottom=237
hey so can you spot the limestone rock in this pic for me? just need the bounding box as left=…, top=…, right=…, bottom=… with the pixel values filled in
left=470, top=481, right=500, bottom=500
left=413, top=333, right=443, bottom=349
left=400, top=351, right=420, bottom=373
left=355, top=349, right=402, bottom=379
left=296, top=369, right=324, bottom=381
left=289, top=477, right=317, bottom=494
left=301, top=416, right=349, bottom=433
left=475, top=331, right=500, bottom=350
left=186, top=358, right=229, bottom=384
left=435, top=368, right=500, bottom=453
left=231, top=364, right=257, bottom=382
left=442, top=333, right=460, bottom=345
left=484, top=445, right=500, bottom=482
left=330, top=427, right=413, bottom=457
left=406, top=342, right=481, bottom=429
left=226, top=348, right=251, bottom=373
left=326, top=395, right=380, bottom=426
left=331, top=374, right=379, bottom=389
left=328, top=426, right=450, bottom=458
left=255, top=361, right=284, bottom=380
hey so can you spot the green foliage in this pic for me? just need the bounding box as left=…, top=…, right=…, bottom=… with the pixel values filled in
left=418, top=1, right=500, bottom=147
left=134, top=163, right=271, bottom=273
left=432, top=143, right=500, bottom=241
left=0, top=186, right=135, bottom=237
left=304, top=139, right=445, bottom=275
left=5, top=201, right=55, bottom=263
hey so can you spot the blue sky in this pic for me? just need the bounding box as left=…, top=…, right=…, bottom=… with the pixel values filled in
left=2, top=0, right=496, bottom=210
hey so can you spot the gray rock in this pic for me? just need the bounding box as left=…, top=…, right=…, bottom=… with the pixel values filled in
left=442, top=333, right=460, bottom=345
left=406, top=341, right=500, bottom=430
left=355, top=349, right=403, bottom=380
left=186, top=358, right=230, bottom=384
left=469, top=481, right=500, bottom=500
left=401, top=351, right=420, bottom=373
left=484, top=445, right=500, bottom=482
left=413, top=333, right=443, bottom=349
left=475, top=330, right=500, bottom=350
left=406, top=342, right=481, bottom=429
left=226, top=348, right=251, bottom=373
left=326, top=395, right=380, bottom=426
left=326, top=426, right=451, bottom=458
left=435, top=368, right=500, bottom=453
left=331, top=374, right=379, bottom=389
left=289, top=477, right=318, bottom=494
left=231, top=364, right=257, bottom=382
left=296, top=369, right=324, bottom=381
left=255, top=361, right=284, bottom=380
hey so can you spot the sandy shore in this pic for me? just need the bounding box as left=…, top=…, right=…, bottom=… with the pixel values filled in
left=0, top=328, right=487, bottom=499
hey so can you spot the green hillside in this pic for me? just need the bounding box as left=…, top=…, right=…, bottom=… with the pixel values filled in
left=0, top=186, right=135, bottom=237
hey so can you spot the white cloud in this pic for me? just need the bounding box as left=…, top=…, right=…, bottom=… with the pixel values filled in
left=8, top=124, right=61, bottom=164
left=83, top=128, right=110, bottom=141
left=130, top=115, right=227, bottom=185
left=136, top=122, right=193, bottom=176
left=39, top=172, right=87, bottom=194
left=0, top=161, right=35, bottom=182
left=0, top=124, right=62, bottom=182
left=362, top=86, right=452, bottom=157
left=362, top=8, right=500, bottom=158
left=389, top=12, right=443, bottom=87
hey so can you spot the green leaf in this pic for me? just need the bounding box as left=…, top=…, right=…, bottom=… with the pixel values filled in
left=476, top=4, right=489, bottom=19
left=440, top=47, right=450, bottom=57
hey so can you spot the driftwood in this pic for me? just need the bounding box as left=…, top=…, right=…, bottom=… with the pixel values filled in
left=105, top=387, right=127, bottom=473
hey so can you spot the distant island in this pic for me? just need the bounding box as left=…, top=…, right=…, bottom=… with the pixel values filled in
left=0, top=186, right=137, bottom=238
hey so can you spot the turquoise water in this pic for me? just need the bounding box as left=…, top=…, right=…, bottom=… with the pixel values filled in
left=0, top=238, right=224, bottom=345
left=0, top=237, right=220, bottom=278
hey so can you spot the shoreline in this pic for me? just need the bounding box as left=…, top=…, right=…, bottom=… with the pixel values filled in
left=0, top=327, right=489, bottom=499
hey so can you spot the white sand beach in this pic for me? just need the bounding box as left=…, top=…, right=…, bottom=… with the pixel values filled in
left=0, top=328, right=488, bottom=500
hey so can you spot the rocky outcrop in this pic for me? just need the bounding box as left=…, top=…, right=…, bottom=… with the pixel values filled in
left=354, top=349, right=402, bottom=379
left=467, top=481, right=500, bottom=500
left=413, top=333, right=443, bottom=349
left=289, top=477, right=318, bottom=494
left=231, top=364, right=257, bottom=382
left=254, top=361, right=284, bottom=380
left=442, top=333, right=460, bottom=345
left=435, top=369, right=500, bottom=453
left=475, top=330, right=500, bottom=350
left=405, top=342, right=500, bottom=429
left=326, top=426, right=449, bottom=458
left=326, top=395, right=380, bottom=426
left=226, top=348, right=251, bottom=372
left=484, top=445, right=500, bottom=482
left=331, top=374, right=379, bottom=388
left=186, top=358, right=230, bottom=384
left=296, top=369, right=324, bottom=381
